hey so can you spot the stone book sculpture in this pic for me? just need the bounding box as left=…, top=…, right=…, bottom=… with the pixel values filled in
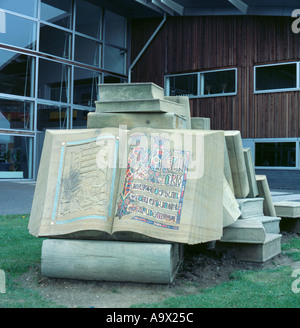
left=29, top=126, right=224, bottom=245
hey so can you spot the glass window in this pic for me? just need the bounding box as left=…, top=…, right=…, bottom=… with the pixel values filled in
left=73, top=68, right=99, bottom=107
left=0, top=0, right=38, bottom=17
left=40, top=0, right=72, bottom=29
left=104, top=11, right=126, bottom=48
left=74, top=36, right=101, bottom=67
left=169, top=74, right=197, bottom=96
left=0, top=98, right=34, bottom=131
left=255, top=142, right=296, bottom=167
left=0, top=49, right=35, bottom=97
left=165, top=69, right=236, bottom=98
left=0, top=135, right=33, bottom=179
left=38, top=59, right=70, bottom=103
left=104, top=45, right=125, bottom=75
left=0, top=13, right=37, bottom=50
left=75, top=0, right=102, bottom=39
left=72, top=109, right=90, bottom=128
left=37, top=104, right=70, bottom=130
left=255, top=63, right=297, bottom=92
left=201, top=69, right=236, bottom=95
left=39, top=24, right=71, bottom=59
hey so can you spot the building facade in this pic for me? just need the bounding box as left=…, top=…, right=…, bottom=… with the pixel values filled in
left=0, top=0, right=128, bottom=179
left=1, top=0, right=300, bottom=188
left=130, top=12, right=300, bottom=188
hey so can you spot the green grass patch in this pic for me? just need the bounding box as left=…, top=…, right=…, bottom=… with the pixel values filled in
left=0, top=214, right=64, bottom=308
left=1, top=214, right=300, bottom=308
left=0, top=214, right=43, bottom=276
left=282, top=238, right=300, bottom=261
left=132, top=266, right=300, bottom=308
left=132, top=236, right=300, bottom=308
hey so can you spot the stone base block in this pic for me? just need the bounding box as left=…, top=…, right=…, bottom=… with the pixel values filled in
left=274, top=201, right=300, bottom=218
left=216, top=234, right=282, bottom=263
left=41, top=239, right=183, bottom=284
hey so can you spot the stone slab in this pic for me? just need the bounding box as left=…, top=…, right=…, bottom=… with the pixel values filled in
left=224, top=140, right=234, bottom=193
left=256, top=175, right=277, bottom=217
left=243, top=148, right=259, bottom=197
left=41, top=239, right=183, bottom=284
left=98, top=82, right=165, bottom=101
left=244, top=216, right=281, bottom=234
left=87, top=112, right=188, bottom=130
left=95, top=98, right=187, bottom=117
left=216, top=233, right=282, bottom=263
left=164, top=96, right=192, bottom=129
left=220, top=219, right=266, bottom=244
left=223, top=176, right=241, bottom=227
left=274, top=201, right=300, bottom=218
left=191, top=117, right=210, bottom=130
left=236, top=198, right=264, bottom=219
left=224, top=131, right=249, bottom=198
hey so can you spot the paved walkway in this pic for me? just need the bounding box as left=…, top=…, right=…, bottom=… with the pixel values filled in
left=0, top=181, right=36, bottom=215
left=0, top=181, right=300, bottom=215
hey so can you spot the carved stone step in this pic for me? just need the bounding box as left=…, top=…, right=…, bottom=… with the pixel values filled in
left=220, top=219, right=266, bottom=244
left=243, top=216, right=281, bottom=234
left=236, top=198, right=264, bottom=219
left=216, top=233, right=282, bottom=263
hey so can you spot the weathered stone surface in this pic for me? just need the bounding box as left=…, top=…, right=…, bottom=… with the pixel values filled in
left=243, top=216, right=281, bottom=234
left=191, top=117, right=210, bottom=130
left=236, top=198, right=264, bottom=219
left=220, top=219, right=266, bottom=243
left=87, top=112, right=187, bottom=130
left=256, top=175, right=277, bottom=217
left=217, top=233, right=281, bottom=263
left=95, top=98, right=187, bottom=117
left=223, top=176, right=241, bottom=227
left=224, top=141, right=234, bottom=193
left=274, top=201, right=300, bottom=218
left=41, top=239, right=183, bottom=284
left=164, top=96, right=191, bottom=129
left=29, top=127, right=225, bottom=245
left=224, top=131, right=249, bottom=198
left=98, top=82, right=165, bottom=102
left=243, top=148, right=259, bottom=197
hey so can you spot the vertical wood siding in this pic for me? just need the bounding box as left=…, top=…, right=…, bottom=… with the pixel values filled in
left=131, top=16, right=300, bottom=138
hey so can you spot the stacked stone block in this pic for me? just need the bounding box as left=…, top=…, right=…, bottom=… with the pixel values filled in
left=216, top=131, right=282, bottom=262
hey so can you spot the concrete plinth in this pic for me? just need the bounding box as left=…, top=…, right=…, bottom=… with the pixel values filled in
left=274, top=201, right=300, bottom=232
left=274, top=201, right=300, bottom=218
left=217, top=234, right=281, bottom=262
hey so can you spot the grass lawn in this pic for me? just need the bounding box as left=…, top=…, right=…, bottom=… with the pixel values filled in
left=0, top=214, right=300, bottom=308
left=0, top=214, right=63, bottom=308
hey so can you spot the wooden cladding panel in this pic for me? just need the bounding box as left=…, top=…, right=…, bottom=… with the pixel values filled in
left=131, top=16, right=300, bottom=138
